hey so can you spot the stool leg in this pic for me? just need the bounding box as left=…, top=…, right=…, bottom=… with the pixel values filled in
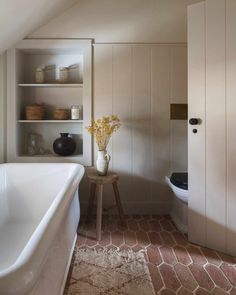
left=112, top=181, right=125, bottom=225
left=86, top=183, right=96, bottom=224
left=96, top=184, right=103, bottom=241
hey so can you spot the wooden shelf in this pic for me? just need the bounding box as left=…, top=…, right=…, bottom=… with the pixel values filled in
left=18, top=120, right=83, bottom=123
left=18, top=83, right=83, bottom=88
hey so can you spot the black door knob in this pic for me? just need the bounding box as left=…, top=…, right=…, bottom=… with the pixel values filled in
left=189, top=118, right=199, bottom=125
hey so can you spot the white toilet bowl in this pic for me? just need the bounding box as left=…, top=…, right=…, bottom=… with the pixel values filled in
left=165, top=176, right=188, bottom=204
left=166, top=173, right=188, bottom=233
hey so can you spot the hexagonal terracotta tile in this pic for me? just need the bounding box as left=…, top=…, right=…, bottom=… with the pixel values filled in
left=159, top=263, right=181, bottom=291
left=174, top=245, right=192, bottom=265
left=136, top=230, right=150, bottom=247
left=148, top=231, right=162, bottom=246
left=127, top=218, right=139, bottom=231
left=124, top=230, right=137, bottom=247
left=188, top=263, right=214, bottom=291
left=148, top=263, right=164, bottom=293
left=147, top=245, right=162, bottom=265
left=205, top=264, right=231, bottom=291
left=160, top=245, right=177, bottom=265
left=174, top=263, right=198, bottom=291
left=65, top=214, right=236, bottom=295
left=187, top=246, right=207, bottom=265
left=160, top=231, right=176, bottom=246
left=111, top=230, right=124, bottom=247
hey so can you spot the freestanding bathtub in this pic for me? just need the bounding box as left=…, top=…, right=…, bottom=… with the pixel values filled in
left=0, top=163, right=84, bottom=295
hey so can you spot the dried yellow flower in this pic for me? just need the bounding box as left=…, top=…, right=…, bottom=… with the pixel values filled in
left=86, top=115, right=121, bottom=150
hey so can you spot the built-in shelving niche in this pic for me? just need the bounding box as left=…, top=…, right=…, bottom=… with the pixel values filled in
left=7, top=40, right=92, bottom=165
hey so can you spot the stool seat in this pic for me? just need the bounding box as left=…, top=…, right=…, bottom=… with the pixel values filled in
left=86, top=168, right=124, bottom=241
left=87, top=170, right=119, bottom=184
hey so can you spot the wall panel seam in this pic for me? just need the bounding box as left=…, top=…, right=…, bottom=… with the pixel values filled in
left=111, top=45, right=114, bottom=171
left=224, top=0, right=227, bottom=252
left=131, top=45, right=134, bottom=190
left=150, top=47, right=154, bottom=201
left=204, top=0, right=207, bottom=246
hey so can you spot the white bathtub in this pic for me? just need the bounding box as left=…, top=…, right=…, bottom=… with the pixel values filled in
left=0, top=163, right=84, bottom=295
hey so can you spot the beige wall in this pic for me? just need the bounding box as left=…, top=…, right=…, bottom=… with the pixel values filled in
left=29, top=0, right=201, bottom=43
left=0, top=54, right=6, bottom=163
left=79, top=44, right=187, bottom=214
left=28, top=0, right=189, bottom=213
left=1, top=0, right=189, bottom=213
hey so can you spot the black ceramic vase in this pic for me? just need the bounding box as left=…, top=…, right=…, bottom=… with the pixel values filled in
left=53, top=133, right=76, bottom=156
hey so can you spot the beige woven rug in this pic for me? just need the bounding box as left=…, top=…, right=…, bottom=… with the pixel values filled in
left=65, top=247, right=155, bottom=295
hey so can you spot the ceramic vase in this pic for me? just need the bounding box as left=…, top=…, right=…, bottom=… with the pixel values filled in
left=96, top=150, right=111, bottom=176
left=53, top=133, right=76, bottom=156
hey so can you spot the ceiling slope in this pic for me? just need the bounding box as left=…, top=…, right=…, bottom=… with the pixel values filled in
left=29, top=0, right=203, bottom=43
left=0, top=0, right=78, bottom=53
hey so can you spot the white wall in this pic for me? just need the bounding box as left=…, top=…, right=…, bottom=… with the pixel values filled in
left=0, top=54, right=6, bottom=163
left=29, top=0, right=201, bottom=43
left=0, top=0, right=78, bottom=53
left=1, top=0, right=189, bottom=213
left=78, top=44, right=187, bottom=214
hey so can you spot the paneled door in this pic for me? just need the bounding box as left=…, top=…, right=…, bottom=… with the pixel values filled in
left=188, top=0, right=236, bottom=256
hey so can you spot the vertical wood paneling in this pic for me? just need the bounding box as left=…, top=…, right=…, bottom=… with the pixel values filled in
left=93, top=44, right=113, bottom=205
left=205, top=0, right=226, bottom=252
left=151, top=46, right=171, bottom=205
left=171, top=121, right=188, bottom=171
left=170, top=46, right=188, bottom=174
left=0, top=54, right=6, bottom=163
left=188, top=2, right=206, bottom=246
left=92, top=43, right=187, bottom=214
left=112, top=44, right=132, bottom=205
left=171, top=46, right=187, bottom=103
left=132, top=45, right=152, bottom=203
left=94, top=44, right=113, bottom=161
left=226, top=0, right=236, bottom=256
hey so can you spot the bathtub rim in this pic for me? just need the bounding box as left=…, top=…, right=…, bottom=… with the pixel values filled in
left=0, top=163, right=84, bottom=279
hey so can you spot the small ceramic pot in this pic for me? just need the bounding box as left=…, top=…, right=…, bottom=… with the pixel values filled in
left=53, top=133, right=76, bottom=156
left=96, top=150, right=111, bottom=176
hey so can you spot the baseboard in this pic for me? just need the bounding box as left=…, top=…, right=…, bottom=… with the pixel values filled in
left=170, top=211, right=188, bottom=234
left=80, top=202, right=170, bottom=215
left=59, top=233, right=77, bottom=295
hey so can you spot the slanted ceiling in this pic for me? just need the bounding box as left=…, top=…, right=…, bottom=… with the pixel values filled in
left=29, top=0, right=203, bottom=43
left=0, top=0, right=78, bottom=53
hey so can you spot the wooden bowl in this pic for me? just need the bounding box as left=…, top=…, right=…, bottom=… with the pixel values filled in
left=25, top=105, right=46, bottom=120
left=53, top=108, right=69, bottom=120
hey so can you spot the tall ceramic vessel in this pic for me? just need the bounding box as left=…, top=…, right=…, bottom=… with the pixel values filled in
left=96, top=150, right=111, bottom=176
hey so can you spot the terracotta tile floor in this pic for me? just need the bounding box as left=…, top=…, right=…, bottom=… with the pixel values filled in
left=66, top=215, right=236, bottom=294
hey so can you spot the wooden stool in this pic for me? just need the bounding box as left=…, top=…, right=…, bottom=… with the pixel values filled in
left=86, top=169, right=125, bottom=241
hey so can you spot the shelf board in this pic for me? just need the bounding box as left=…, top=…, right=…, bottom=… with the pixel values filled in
left=19, top=154, right=82, bottom=158
left=18, top=83, right=83, bottom=88
left=18, top=120, right=83, bottom=123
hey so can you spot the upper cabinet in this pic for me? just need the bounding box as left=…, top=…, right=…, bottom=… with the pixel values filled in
left=7, top=39, right=92, bottom=165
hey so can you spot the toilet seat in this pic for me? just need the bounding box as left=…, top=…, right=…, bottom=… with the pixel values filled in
left=170, top=173, right=188, bottom=190
left=165, top=174, right=188, bottom=204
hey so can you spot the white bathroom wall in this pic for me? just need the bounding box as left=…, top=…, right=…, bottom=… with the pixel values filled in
left=0, top=0, right=78, bottom=53
left=1, top=0, right=188, bottom=213
left=0, top=54, right=6, bottom=163
left=29, top=0, right=202, bottom=43
left=88, top=44, right=187, bottom=213
left=188, top=0, right=236, bottom=256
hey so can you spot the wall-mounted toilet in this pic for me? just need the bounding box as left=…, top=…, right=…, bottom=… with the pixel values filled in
left=166, top=173, right=188, bottom=234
